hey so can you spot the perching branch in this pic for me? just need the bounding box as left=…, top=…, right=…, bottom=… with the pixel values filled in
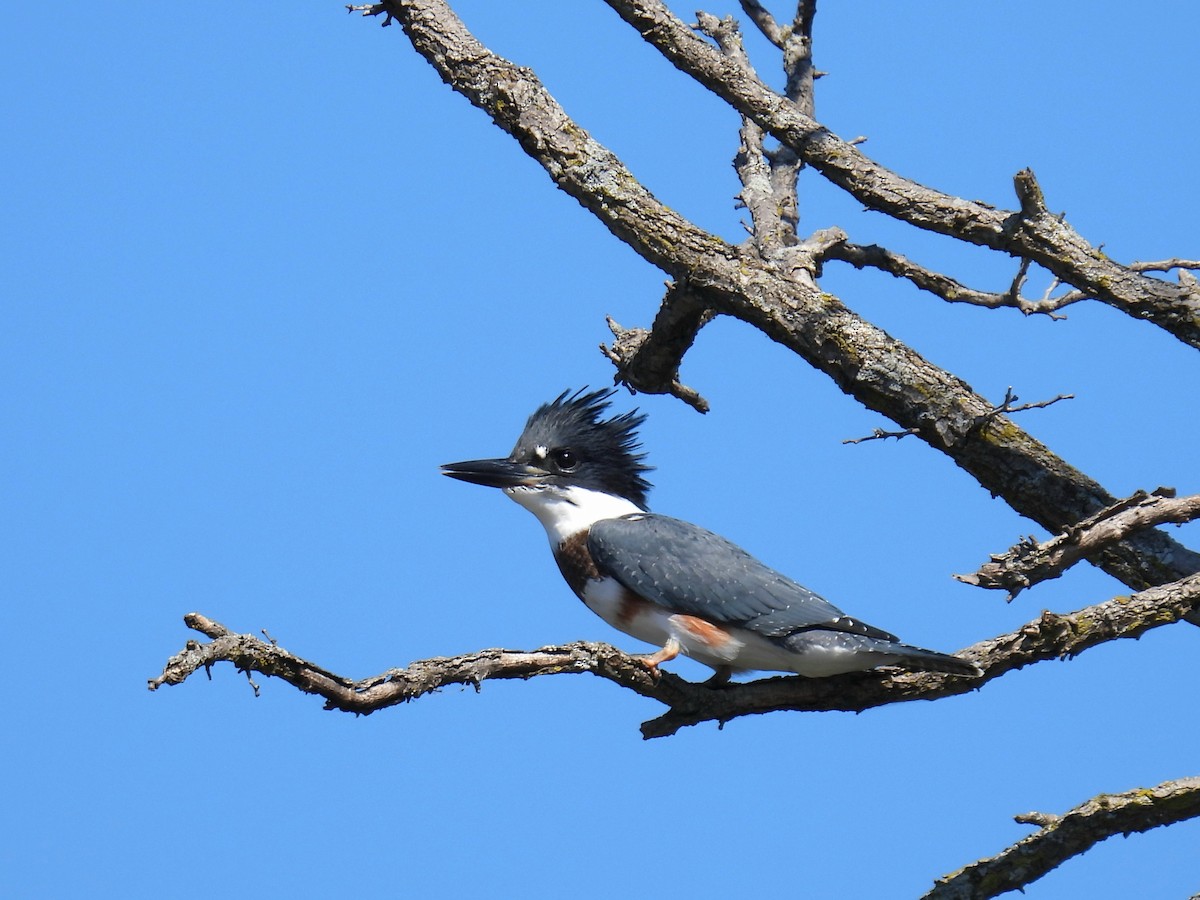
left=152, top=571, right=1200, bottom=738
left=148, top=614, right=673, bottom=712
left=957, top=489, right=1200, bottom=599
left=925, top=776, right=1200, bottom=900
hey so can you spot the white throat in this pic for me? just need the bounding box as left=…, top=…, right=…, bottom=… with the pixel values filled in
left=504, top=484, right=643, bottom=545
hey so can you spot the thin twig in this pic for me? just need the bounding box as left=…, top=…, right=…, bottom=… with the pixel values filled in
left=1129, top=257, right=1200, bottom=274
left=842, top=426, right=920, bottom=445
left=844, top=387, right=1073, bottom=446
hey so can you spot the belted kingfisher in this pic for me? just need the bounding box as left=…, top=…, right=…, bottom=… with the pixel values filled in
left=442, top=388, right=980, bottom=681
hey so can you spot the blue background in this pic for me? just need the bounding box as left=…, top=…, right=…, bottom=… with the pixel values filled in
left=4, top=3, right=1198, bottom=897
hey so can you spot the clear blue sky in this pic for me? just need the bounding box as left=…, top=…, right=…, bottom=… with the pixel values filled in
left=4, top=3, right=1199, bottom=897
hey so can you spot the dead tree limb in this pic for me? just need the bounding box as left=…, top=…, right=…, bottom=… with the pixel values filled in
left=598, top=0, right=1200, bottom=347
left=826, top=240, right=1074, bottom=319
left=957, top=489, right=1200, bottom=599
left=925, top=776, right=1200, bottom=900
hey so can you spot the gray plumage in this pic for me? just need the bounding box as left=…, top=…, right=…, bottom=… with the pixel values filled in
left=589, top=512, right=979, bottom=677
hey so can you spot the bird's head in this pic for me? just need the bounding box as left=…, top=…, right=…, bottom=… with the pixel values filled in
left=441, top=388, right=654, bottom=513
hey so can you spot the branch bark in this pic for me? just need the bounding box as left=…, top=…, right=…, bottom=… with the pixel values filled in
left=925, top=776, right=1200, bottom=900
left=151, top=571, right=1200, bottom=738
left=957, top=489, right=1200, bottom=599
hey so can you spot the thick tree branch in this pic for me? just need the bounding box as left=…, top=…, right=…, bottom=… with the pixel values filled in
left=352, top=0, right=1200, bottom=597
left=926, top=776, right=1200, bottom=900
left=599, top=0, right=1200, bottom=348
left=957, top=489, right=1200, bottom=599
left=152, top=571, right=1200, bottom=737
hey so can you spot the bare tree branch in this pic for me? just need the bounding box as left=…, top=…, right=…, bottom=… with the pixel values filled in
left=148, top=613, right=673, bottom=711
left=828, top=248, right=1200, bottom=318
left=695, top=13, right=797, bottom=253
left=151, top=571, right=1200, bottom=738
left=841, top=426, right=920, bottom=446
left=1130, top=257, right=1200, bottom=274
left=785, top=0, right=818, bottom=114
left=926, top=776, right=1200, bottom=900
left=826, top=240, right=1074, bottom=319
left=957, top=489, right=1200, bottom=599
left=975, top=386, right=1075, bottom=422
left=598, top=0, right=1200, bottom=348
left=347, top=0, right=1200, bottom=601
left=736, top=0, right=782, bottom=47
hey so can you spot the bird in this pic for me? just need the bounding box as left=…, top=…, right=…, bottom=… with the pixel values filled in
left=441, top=388, right=981, bottom=682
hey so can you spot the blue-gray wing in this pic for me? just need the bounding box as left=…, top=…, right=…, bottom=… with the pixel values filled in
left=587, top=514, right=898, bottom=641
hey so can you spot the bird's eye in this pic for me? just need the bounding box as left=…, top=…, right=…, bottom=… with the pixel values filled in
left=550, top=448, right=579, bottom=472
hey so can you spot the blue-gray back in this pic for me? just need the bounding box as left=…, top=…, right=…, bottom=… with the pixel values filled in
left=588, top=514, right=898, bottom=641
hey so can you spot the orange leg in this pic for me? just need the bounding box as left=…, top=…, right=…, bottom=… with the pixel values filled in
left=641, top=637, right=681, bottom=671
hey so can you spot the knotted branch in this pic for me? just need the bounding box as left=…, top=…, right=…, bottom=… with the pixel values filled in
left=601, top=282, right=714, bottom=411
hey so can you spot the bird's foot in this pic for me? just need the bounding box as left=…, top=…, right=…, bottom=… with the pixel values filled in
left=639, top=638, right=681, bottom=676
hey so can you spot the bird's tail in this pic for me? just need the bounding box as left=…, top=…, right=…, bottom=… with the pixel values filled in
left=886, top=643, right=982, bottom=677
